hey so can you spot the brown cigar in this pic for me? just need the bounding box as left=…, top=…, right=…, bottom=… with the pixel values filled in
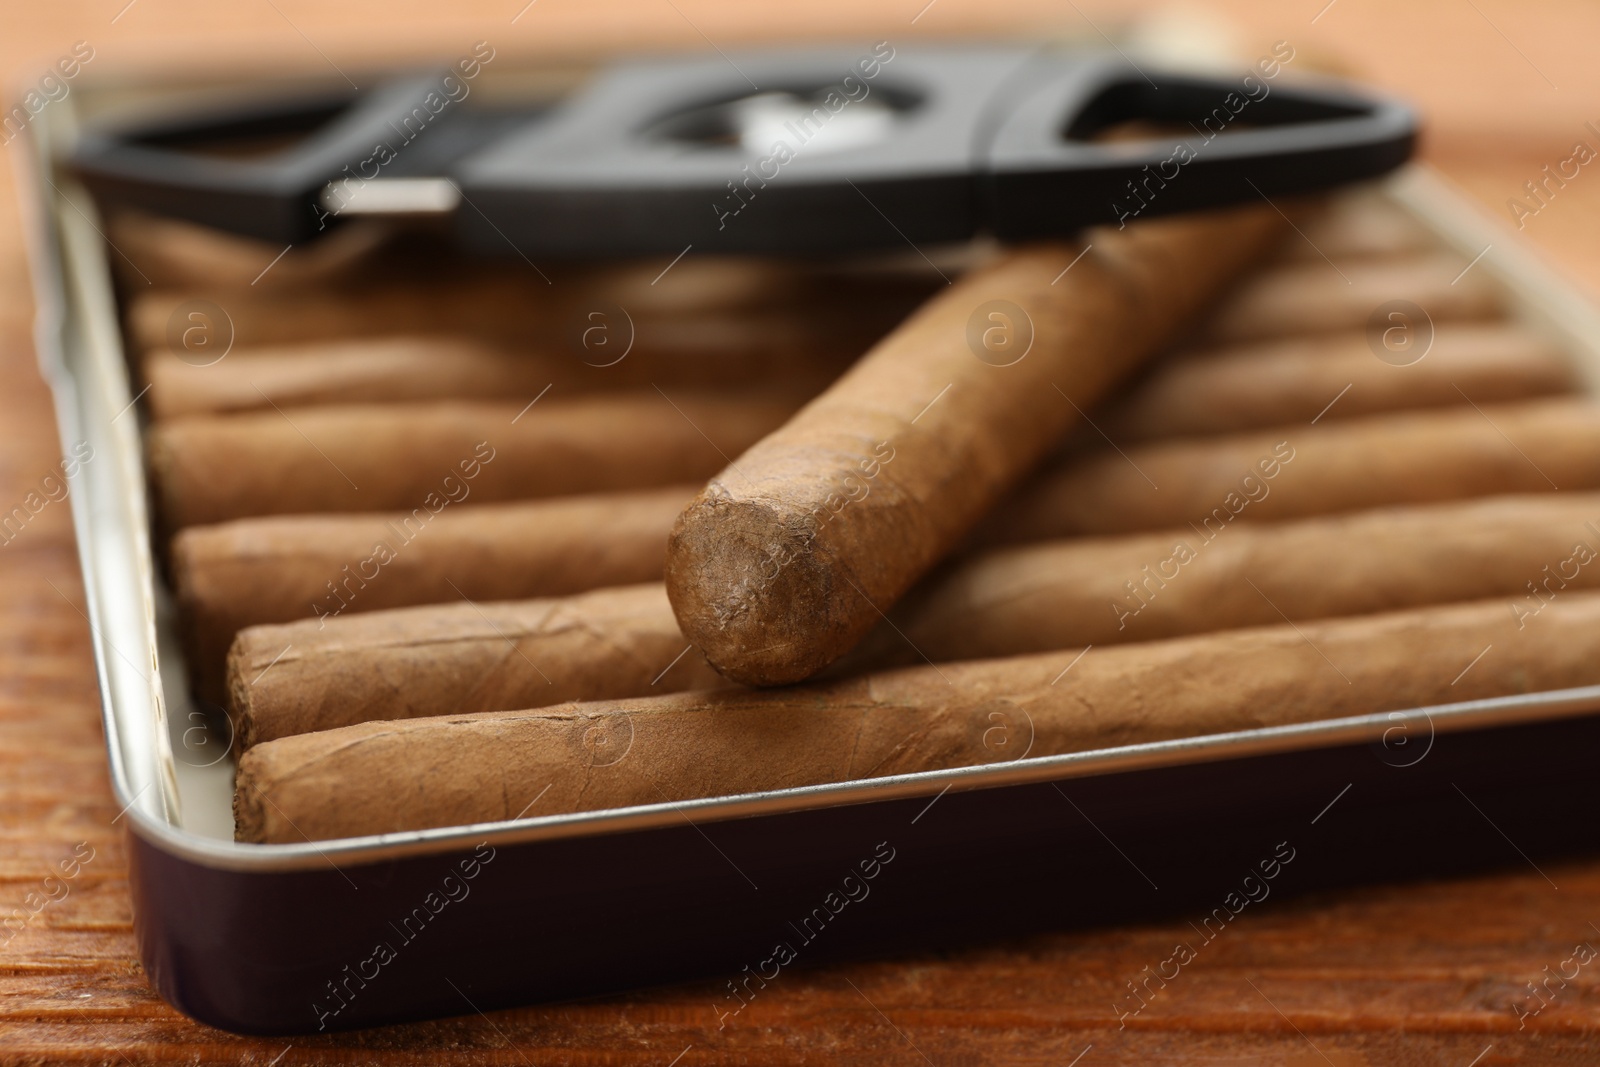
left=227, top=583, right=721, bottom=750
left=149, top=391, right=796, bottom=529
left=109, top=205, right=814, bottom=299
left=1202, top=253, right=1501, bottom=344
left=1099, top=324, right=1575, bottom=440
left=141, top=312, right=884, bottom=420
left=235, top=592, right=1600, bottom=842
left=229, top=490, right=1600, bottom=746
left=868, top=491, right=1600, bottom=664
left=666, top=206, right=1287, bottom=687
left=110, top=211, right=414, bottom=292
left=1274, top=192, right=1435, bottom=263
left=127, top=260, right=934, bottom=351
left=984, top=399, right=1600, bottom=543
left=174, top=486, right=692, bottom=703
left=131, top=274, right=570, bottom=350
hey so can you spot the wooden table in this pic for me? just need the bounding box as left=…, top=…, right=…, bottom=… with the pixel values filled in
left=5, top=1, right=1600, bottom=1062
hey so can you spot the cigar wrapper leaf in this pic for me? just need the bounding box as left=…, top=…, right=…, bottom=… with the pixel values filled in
left=142, top=315, right=880, bottom=420
left=229, top=583, right=720, bottom=749
left=149, top=391, right=797, bottom=529
left=1202, top=253, right=1501, bottom=344
left=1100, top=324, right=1574, bottom=441
left=986, top=399, right=1600, bottom=543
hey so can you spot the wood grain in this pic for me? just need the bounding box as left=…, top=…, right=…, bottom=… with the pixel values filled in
left=5, top=1, right=1600, bottom=1063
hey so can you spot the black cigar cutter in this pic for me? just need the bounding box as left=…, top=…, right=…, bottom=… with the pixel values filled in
left=70, top=44, right=1416, bottom=258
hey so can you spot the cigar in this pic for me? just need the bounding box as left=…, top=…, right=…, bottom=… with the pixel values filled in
left=1274, top=192, right=1435, bottom=263
left=107, top=210, right=401, bottom=293
left=141, top=313, right=884, bottom=420
left=174, top=486, right=692, bottom=703
left=235, top=592, right=1600, bottom=842
left=149, top=391, right=797, bottom=529
left=127, top=261, right=935, bottom=351
left=1099, top=324, right=1575, bottom=440
left=228, top=583, right=722, bottom=750
left=666, top=206, right=1288, bottom=687
left=983, top=399, right=1600, bottom=543
left=867, top=491, right=1600, bottom=664
left=131, top=274, right=570, bottom=350
left=1202, top=253, right=1501, bottom=344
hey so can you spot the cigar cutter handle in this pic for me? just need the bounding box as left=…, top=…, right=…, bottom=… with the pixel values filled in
left=981, top=61, right=1417, bottom=239
left=68, top=71, right=535, bottom=243
left=68, top=48, right=1416, bottom=254
left=450, top=47, right=1414, bottom=255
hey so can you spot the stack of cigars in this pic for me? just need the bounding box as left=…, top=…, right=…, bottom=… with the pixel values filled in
left=115, top=190, right=1600, bottom=845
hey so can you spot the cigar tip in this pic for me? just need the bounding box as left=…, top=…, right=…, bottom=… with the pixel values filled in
left=666, top=491, right=861, bottom=687
left=232, top=753, right=267, bottom=843
left=224, top=638, right=259, bottom=754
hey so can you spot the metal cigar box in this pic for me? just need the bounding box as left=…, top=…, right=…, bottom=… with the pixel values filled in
left=21, top=57, right=1600, bottom=1035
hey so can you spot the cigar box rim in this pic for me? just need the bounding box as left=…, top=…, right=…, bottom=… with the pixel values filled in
left=30, top=74, right=1600, bottom=874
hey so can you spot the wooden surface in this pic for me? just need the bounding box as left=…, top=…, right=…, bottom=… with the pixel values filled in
left=6, top=1, right=1600, bottom=1063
